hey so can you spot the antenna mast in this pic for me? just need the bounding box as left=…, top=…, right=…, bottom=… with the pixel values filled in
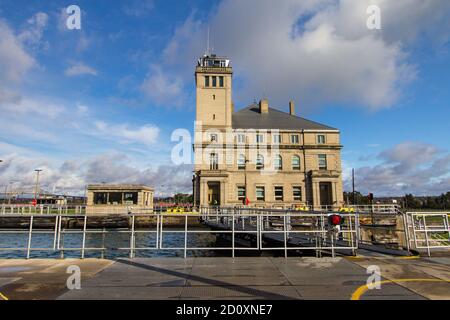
left=206, top=27, right=211, bottom=56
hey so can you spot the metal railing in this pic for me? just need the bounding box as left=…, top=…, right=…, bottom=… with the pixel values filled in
left=406, top=212, right=450, bottom=256
left=1, top=208, right=448, bottom=259
left=0, top=210, right=357, bottom=259
left=0, top=204, right=86, bottom=215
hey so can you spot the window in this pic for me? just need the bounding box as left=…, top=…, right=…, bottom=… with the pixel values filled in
left=293, top=187, right=302, bottom=201
left=256, top=186, right=265, bottom=201
left=317, top=134, right=326, bottom=144
left=210, top=153, right=219, bottom=170
left=212, top=76, right=217, bottom=87
left=237, top=154, right=246, bottom=170
left=205, top=76, right=210, bottom=87
left=318, top=154, right=327, bottom=170
left=237, top=186, right=246, bottom=201
left=272, top=134, right=281, bottom=144
left=274, top=154, right=282, bottom=170
left=292, top=155, right=301, bottom=170
left=93, top=192, right=108, bottom=205
left=210, top=134, right=218, bottom=142
left=256, top=154, right=264, bottom=170
left=213, top=94, right=216, bottom=100
left=219, top=76, right=224, bottom=87
left=274, top=186, right=283, bottom=201
left=291, top=134, right=299, bottom=144
left=237, top=134, right=245, bottom=144
left=108, top=192, right=122, bottom=205
left=124, top=192, right=138, bottom=205
left=256, top=134, right=264, bottom=143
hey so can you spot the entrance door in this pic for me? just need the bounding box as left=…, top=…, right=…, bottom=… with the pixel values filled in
left=319, top=182, right=332, bottom=206
left=207, top=182, right=220, bottom=205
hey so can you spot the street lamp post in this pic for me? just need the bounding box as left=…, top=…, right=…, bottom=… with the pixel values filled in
left=34, top=169, right=43, bottom=203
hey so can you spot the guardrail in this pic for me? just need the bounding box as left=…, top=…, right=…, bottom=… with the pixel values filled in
left=1, top=208, right=447, bottom=259
left=0, top=204, right=86, bottom=215
left=0, top=211, right=357, bottom=259
left=406, top=212, right=450, bottom=256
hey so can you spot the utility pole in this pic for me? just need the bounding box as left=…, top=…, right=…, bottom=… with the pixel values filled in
left=352, top=168, right=356, bottom=205
left=34, top=169, right=43, bottom=203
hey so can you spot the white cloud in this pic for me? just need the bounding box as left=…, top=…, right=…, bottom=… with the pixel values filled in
left=0, top=19, right=35, bottom=103
left=17, top=12, right=49, bottom=46
left=0, top=151, right=192, bottom=196
left=65, top=62, right=98, bottom=76
left=94, top=121, right=160, bottom=146
left=346, top=142, right=450, bottom=196
left=0, top=97, right=65, bottom=118
left=154, top=0, right=450, bottom=111
left=140, top=65, right=185, bottom=106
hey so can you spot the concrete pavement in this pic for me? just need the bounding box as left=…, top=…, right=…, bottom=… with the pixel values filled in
left=0, top=256, right=448, bottom=300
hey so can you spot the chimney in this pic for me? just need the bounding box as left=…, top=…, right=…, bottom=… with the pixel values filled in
left=289, top=100, right=295, bottom=116
left=259, top=98, right=269, bottom=114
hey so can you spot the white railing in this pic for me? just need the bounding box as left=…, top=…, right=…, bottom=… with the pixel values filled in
left=0, top=211, right=358, bottom=259
left=406, top=212, right=450, bottom=257
left=0, top=204, right=86, bottom=215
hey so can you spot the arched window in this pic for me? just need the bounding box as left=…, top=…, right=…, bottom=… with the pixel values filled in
left=256, top=154, right=264, bottom=170
left=274, top=154, right=282, bottom=170
left=210, top=153, right=218, bottom=170
left=292, top=155, right=301, bottom=170
left=237, top=154, right=246, bottom=170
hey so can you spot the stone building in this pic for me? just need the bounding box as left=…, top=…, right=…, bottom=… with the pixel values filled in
left=193, top=54, right=344, bottom=209
left=86, top=184, right=154, bottom=215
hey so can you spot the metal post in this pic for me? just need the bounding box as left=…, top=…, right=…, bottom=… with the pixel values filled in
left=232, top=214, right=235, bottom=258
left=53, top=215, right=59, bottom=250
left=184, top=214, right=188, bottom=259
left=258, top=215, right=262, bottom=250
left=423, top=214, right=431, bottom=257
left=101, top=227, right=105, bottom=259
left=402, top=213, right=411, bottom=252
left=155, top=215, right=159, bottom=249
left=130, top=215, right=135, bottom=258
left=331, top=230, right=335, bottom=258
left=81, top=215, right=87, bottom=259
left=283, top=215, right=287, bottom=258
left=26, top=215, right=34, bottom=259
left=160, top=213, right=164, bottom=249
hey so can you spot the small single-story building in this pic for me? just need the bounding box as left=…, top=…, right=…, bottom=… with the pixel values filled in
left=86, top=184, right=154, bottom=215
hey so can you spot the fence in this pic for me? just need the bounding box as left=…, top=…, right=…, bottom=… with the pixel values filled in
left=0, top=211, right=357, bottom=259
left=1, top=208, right=448, bottom=259
left=406, top=212, right=450, bottom=256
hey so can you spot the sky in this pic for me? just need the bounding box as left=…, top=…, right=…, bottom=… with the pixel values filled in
left=0, top=0, right=449, bottom=197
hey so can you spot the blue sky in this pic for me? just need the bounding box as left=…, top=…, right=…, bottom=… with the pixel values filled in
left=0, top=0, right=449, bottom=197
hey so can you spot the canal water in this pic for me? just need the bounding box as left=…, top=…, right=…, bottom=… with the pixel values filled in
left=0, top=229, right=223, bottom=259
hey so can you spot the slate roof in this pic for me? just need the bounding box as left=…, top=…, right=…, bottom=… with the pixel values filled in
left=232, top=105, right=337, bottom=131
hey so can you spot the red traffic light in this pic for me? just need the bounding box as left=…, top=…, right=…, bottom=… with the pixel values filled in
left=328, top=214, right=342, bottom=226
